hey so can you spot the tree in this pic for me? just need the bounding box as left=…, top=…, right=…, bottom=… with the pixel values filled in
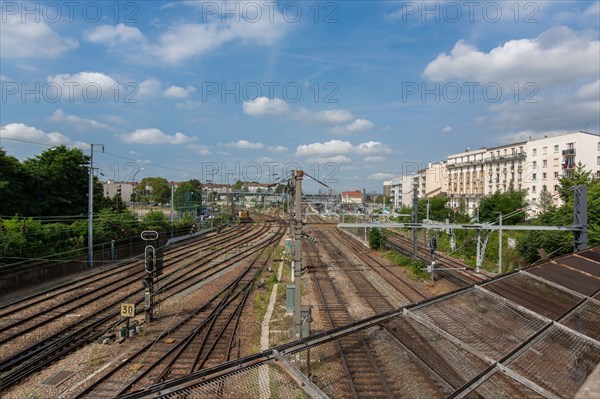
left=478, top=187, right=527, bottom=225
left=0, top=148, right=34, bottom=215
left=22, top=146, right=90, bottom=217
left=232, top=180, right=245, bottom=190
left=369, top=228, right=386, bottom=250
left=539, top=185, right=555, bottom=213
left=174, top=180, right=202, bottom=212
left=518, top=177, right=600, bottom=263
left=558, top=162, right=594, bottom=201
left=138, top=177, right=170, bottom=204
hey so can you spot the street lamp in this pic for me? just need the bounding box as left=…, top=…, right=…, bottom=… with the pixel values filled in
left=131, top=167, right=145, bottom=213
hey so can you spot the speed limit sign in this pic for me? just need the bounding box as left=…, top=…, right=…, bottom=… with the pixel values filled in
left=120, top=303, right=135, bottom=318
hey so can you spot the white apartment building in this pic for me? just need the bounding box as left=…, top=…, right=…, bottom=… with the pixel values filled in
left=446, top=148, right=487, bottom=214
left=386, top=161, right=448, bottom=210
left=525, top=132, right=600, bottom=215
left=387, top=176, right=415, bottom=210
left=103, top=181, right=135, bottom=203
left=446, top=132, right=600, bottom=216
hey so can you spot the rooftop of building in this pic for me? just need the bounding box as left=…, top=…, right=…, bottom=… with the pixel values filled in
left=119, top=246, right=600, bottom=399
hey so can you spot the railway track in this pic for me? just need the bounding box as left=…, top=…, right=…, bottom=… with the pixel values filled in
left=0, top=220, right=278, bottom=392
left=305, top=224, right=485, bottom=398
left=329, top=228, right=426, bottom=304
left=74, top=225, right=284, bottom=398
left=0, top=224, right=256, bottom=345
left=304, top=237, right=398, bottom=399
left=384, top=232, right=485, bottom=287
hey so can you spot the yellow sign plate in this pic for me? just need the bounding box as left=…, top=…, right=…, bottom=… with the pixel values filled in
left=120, top=303, right=135, bottom=318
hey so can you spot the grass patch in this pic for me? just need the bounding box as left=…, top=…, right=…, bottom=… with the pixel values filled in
left=382, top=250, right=430, bottom=280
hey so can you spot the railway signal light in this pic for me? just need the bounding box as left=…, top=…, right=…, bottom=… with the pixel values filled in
left=430, top=237, right=437, bottom=250
left=144, top=245, right=155, bottom=273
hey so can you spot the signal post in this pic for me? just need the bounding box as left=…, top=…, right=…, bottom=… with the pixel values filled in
left=141, top=230, right=163, bottom=324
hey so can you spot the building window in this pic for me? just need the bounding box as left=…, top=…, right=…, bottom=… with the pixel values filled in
left=533, top=161, right=537, bottom=168
left=597, top=156, right=600, bottom=165
left=554, top=171, right=559, bottom=178
left=543, top=146, right=547, bottom=155
left=532, top=186, right=537, bottom=193
left=554, top=145, right=559, bottom=153
left=532, top=173, right=537, bottom=181
left=542, top=172, right=547, bottom=180
left=543, top=160, right=547, bottom=167
left=532, top=148, right=537, bottom=156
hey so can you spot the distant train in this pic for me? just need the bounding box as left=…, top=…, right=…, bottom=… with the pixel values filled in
left=238, top=210, right=251, bottom=222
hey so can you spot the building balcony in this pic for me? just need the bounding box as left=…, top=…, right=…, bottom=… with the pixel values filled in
left=484, top=152, right=526, bottom=164
left=562, top=149, right=576, bottom=155
left=562, top=163, right=575, bottom=170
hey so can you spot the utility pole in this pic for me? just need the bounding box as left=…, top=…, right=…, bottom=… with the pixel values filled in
left=88, top=144, right=104, bottom=268
left=412, top=184, right=418, bottom=261
left=293, top=170, right=303, bottom=338
left=170, top=184, right=174, bottom=238
left=573, top=185, right=588, bottom=252
left=425, top=198, right=430, bottom=250
left=498, top=212, right=502, bottom=274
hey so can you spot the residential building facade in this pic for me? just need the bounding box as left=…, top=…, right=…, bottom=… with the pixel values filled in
left=445, top=131, right=599, bottom=216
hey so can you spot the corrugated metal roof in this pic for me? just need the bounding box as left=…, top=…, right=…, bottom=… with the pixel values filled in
left=118, top=247, right=600, bottom=399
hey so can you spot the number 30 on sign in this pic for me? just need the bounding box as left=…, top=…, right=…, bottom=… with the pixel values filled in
left=120, top=303, right=135, bottom=318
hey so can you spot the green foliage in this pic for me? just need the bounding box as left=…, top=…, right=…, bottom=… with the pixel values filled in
left=21, top=146, right=91, bottom=217
left=417, top=195, right=469, bottom=223
left=0, top=149, right=35, bottom=215
left=383, top=250, right=430, bottom=279
left=368, top=228, right=386, bottom=249
left=138, top=177, right=170, bottom=204
left=519, top=175, right=600, bottom=263
left=174, top=180, right=202, bottom=212
left=478, top=187, right=527, bottom=224
left=557, top=162, right=593, bottom=201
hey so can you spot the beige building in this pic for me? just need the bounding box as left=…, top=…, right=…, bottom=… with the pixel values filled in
left=525, top=132, right=600, bottom=215
left=446, top=131, right=600, bottom=216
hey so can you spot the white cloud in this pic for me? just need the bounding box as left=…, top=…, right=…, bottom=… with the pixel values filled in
left=441, top=126, right=453, bottom=133
left=0, top=14, right=78, bottom=58
left=223, top=140, right=265, bottom=150
left=118, top=128, right=197, bottom=144
left=355, top=141, right=392, bottom=155
left=164, top=85, right=196, bottom=99
left=497, top=130, right=566, bottom=143
left=49, top=109, right=114, bottom=132
left=313, top=109, right=355, bottom=123
left=369, top=173, right=397, bottom=180
left=0, top=75, right=8, bottom=81
left=575, top=79, right=600, bottom=101
left=89, top=4, right=289, bottom=65
left=423, top=27, right=599, bottom=88
left=138, top=78, right=162, bottom=97
left=268, top=145, right=288, bottom=153
left=129, top=150, right=141, bottom=155
left=296, top=140, right=355, bottom=157
left=346, top=119, right=375, bottom=133
left=364, top=156, right=385, bottom=163
left=47, top=72, right=119, bottom=100
left=84, top=23, right=145, bottom=47
left=330, top=118, right=375, bottom=134
left=186, top=143, right=211, bottom=155
left=0, top=123, right=86, bottom=147
left=243, top=97, right=289, bottom=116
left=296, top=140, right=391, bottom=165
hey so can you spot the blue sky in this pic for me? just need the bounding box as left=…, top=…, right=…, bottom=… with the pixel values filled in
left=1, top=0, right=599, bottom=192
